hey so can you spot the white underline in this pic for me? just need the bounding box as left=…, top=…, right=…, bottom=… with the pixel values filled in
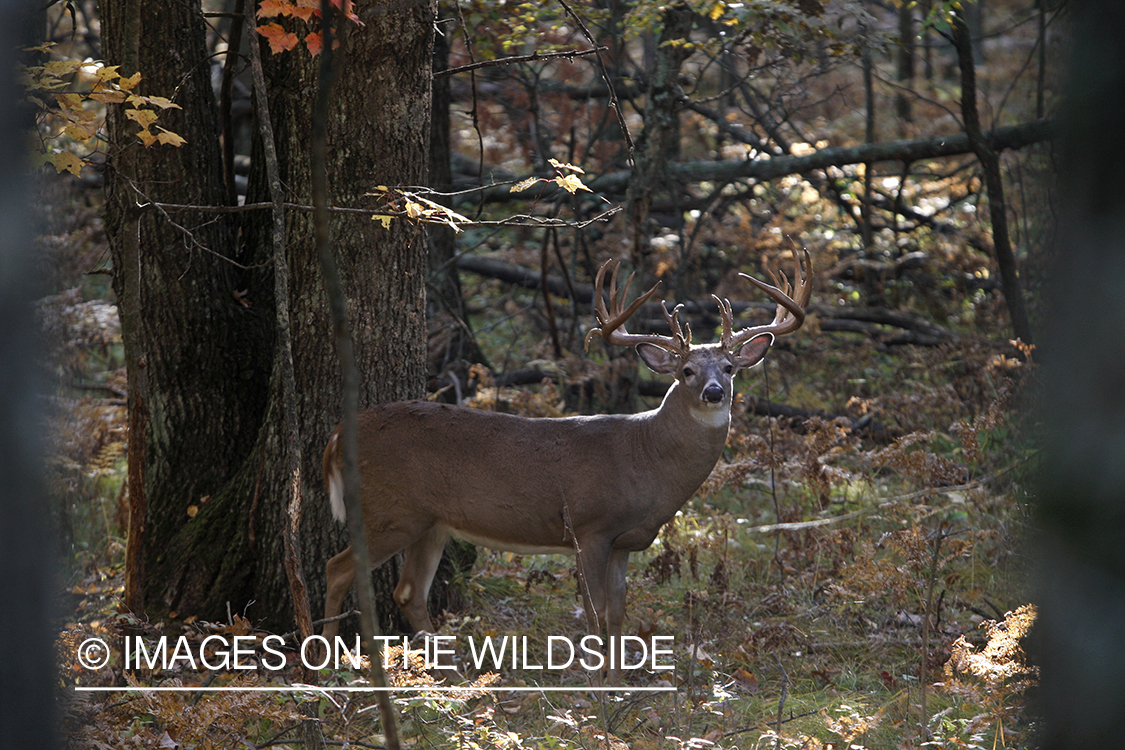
left=74, top=685, right=676, bottom=693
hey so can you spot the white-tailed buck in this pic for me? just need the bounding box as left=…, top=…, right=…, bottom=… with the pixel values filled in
left=322, top=251, right=812, bottom=680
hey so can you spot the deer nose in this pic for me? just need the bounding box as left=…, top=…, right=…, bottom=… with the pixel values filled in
left=702, top=384, right=724, bottom=403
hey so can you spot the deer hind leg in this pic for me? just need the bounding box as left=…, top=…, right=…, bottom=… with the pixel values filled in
left=322, top=525, right=421, bottom=640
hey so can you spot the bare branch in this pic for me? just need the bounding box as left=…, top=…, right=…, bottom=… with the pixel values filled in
left=433, top=47, right=607, bottom=78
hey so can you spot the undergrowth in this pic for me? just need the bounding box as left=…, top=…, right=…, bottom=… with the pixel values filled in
left=52, top=314, right=1040, bottom=748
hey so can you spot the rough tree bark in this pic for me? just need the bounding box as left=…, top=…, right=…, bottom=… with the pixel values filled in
left=99, top=0, right=266, bottom=618
left=98, top=0, right=448, bottom=634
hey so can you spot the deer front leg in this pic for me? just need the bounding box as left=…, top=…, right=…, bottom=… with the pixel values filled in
left=393, top=527, right=448, bottom=632
left=576, top=540, right=615, bottom=684
left=395, top=527, right=457, bottom=671
left=605, top=549, right=630, bottom=684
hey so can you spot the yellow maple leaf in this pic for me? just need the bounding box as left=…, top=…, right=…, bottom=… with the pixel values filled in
left=510, top=176, right=540, bottom=193
left=53, top=92, right=84, bottom=112
left=155, top=128, right=186, bottom=147
left=94, top=65, right=121, bottom=82
left=63, top=123, right=95, bottom=143
left=119, top=71, right=142, bottom=90
left=88, top=90, right=127, bottom=104
left=125, top=107, right=158, bottom=128
left=547, top=157, right=584, bottom=174
left=404, top=201, right=424, bottom=220
left=44, top=59, right=82, bottom=77
left=372, top=214, right=393, bottom=228
left=709, top=1, right=725, bottom=20
left=47, top=151, right=84, bottom=176
left=136, top=129, right=158, bottom=147
left=554, top=174, right=591, bottom=194
left=144, top=95, right=181, bottom=110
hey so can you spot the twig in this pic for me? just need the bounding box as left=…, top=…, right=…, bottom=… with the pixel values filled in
left=135, top=198, right=620, bottom=229
left=722, top=709, right=820, bottom=738
left=773, top=654, right=789, bottom=750
left=433, top=47, right=607, bottom=78
left=919, top=526, right=950, bottom=741
left=743, top=459, right=1035, bottom=534
left=556, top=0, right=634, bottom=159
left=277, top=610, right=360, bottom=644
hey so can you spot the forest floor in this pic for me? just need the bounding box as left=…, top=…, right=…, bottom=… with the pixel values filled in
left=42, top=165, right=1041, bottom=749
left=37, top=0, right=1054, bottom=735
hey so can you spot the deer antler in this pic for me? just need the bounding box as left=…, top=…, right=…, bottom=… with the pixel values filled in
left=719, top=247, right=813, bottom=351
left=584, top=260, right=691, bottom=357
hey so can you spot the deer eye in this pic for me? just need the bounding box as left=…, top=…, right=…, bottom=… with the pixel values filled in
left=683, top=367, right=695, bottom=378
left=724, top=365, right=733, bottom=374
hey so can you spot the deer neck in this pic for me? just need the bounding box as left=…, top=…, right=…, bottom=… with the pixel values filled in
left=642, top=380, right=731, bottom=469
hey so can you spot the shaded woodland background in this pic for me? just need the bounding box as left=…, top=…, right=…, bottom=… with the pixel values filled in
left=21, top=0, right=1082, bottom=747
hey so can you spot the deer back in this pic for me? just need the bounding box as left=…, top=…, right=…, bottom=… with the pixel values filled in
left=329, top=383, right=729, bottom=556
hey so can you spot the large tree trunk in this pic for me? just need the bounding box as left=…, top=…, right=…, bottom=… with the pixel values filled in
left=99, top=0, right=447, bottom=634
left=98, top=0, right=269, bottom=618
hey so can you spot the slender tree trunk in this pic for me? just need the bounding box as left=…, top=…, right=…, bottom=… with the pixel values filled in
left=895, top=2, right=915, bottom=126
left=952, top=14, right=1033, bottom=345
left=428, top=14, right=487, bottom=385
left=626, top=3, right=694, bottom=271
left=861, top=12, right=875, bottom=249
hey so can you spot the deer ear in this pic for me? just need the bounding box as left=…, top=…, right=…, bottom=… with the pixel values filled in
left=637, top=343, right=680, bottom=374
left=732, top=333, right=774, bottom=369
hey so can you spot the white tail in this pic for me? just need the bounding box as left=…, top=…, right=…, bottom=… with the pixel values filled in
left=321, top=251, right=812, bottom=681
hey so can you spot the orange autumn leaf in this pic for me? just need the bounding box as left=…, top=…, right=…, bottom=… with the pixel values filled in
left=256, top=0, right=288, bottom=18
left=331, top=0, right=362, bottom=24
left=256, top=23, right=299, bottom=54
left=289, top=3, right=317, bottom=21
left=305, top=30, right=323, bottom=57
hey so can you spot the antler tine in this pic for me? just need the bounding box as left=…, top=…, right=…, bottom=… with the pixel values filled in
left=727, top=248, right=814, bottom=349
left=584, top=260, right=689, bottom=355
left=661, top=301, right=692, bottom=350
left=714, top=295, right=736, bottom=350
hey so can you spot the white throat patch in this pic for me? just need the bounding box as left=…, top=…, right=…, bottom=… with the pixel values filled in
left=690, top=404, right=731, bottom=429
